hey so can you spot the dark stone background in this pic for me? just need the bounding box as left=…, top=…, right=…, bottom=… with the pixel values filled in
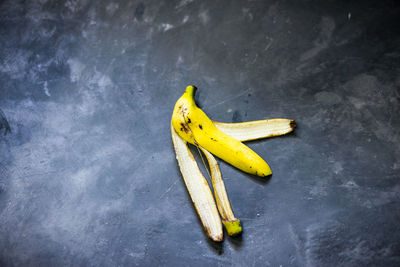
left=0, top=0, right=399, bottom=266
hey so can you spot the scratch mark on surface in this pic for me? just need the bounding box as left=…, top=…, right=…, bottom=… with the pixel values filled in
left=182, top=15, right=189, bottom=24
left=160, top=23, right=174, bottom=32
left=208, top=88, right=253, bottom=109
left=175, top=0, right=194, bottom=10
left=159, top=179, right=178, bottom=199
left=44, top=81, right=51, bottom=96
left=265, top=36, right=274, bottom=51
left=288, top=223, right=305, bottom=265
left=251, top=53, right=259, bottom=65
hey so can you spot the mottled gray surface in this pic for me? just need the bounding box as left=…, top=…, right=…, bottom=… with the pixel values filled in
left=1, top=0, right=400, bottom=266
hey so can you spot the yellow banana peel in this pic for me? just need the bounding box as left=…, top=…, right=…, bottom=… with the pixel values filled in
left=171, top=85, right=295, bottom=241
left=172, top=86, right=271, bottom=177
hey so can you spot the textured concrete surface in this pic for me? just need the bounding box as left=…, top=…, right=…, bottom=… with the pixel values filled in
left=1, top=0, right=400, bottom=266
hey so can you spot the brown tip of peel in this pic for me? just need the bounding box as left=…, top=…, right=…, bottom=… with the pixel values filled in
left=212, top=233, right=223, bottom=242
left=290, top=120, right=296, bottom=130
left=260, top=171, right=272, bottom=177
left=207, top=230, right=223, bottom=242
left=205, top=226, right=223, bottom=242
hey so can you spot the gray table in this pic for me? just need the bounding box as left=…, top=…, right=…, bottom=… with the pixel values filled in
left=1, top=0, right=399, bottom=266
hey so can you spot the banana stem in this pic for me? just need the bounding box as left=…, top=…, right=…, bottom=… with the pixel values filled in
left=184, top=85, right=197, bottom=98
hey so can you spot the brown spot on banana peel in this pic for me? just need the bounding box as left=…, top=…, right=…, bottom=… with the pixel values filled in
left=180, top=122, right=189, bottom=133
left=199, top=124, right=203, bottom=130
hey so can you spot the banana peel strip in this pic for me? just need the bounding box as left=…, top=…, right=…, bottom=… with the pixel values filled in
left=213, top=118, right=296, bottom=142
left=171, top=123, right=223, bottom=242
left=200, top=147, right=242, bottom=236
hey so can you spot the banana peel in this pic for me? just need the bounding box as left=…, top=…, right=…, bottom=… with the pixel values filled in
left=213, top=118, right=296, bottom=142
left=171, top=85, right=295, bottom=241
left=171, top=123, right=223, bottom=241
left=200, top=147, right=242, bottom=236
